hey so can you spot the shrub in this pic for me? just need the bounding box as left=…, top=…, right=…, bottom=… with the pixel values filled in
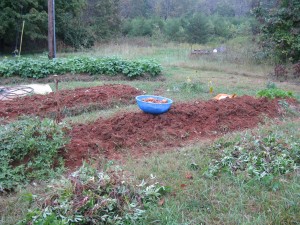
left=0, top=117, right=69, bottom=192
left=164, top=18, right=186, bottom=42
left=184, top=13, right=211, bottom=45
left=18, top=163, right=168, bottom=225
left=253, top=0, right=300, bottom=63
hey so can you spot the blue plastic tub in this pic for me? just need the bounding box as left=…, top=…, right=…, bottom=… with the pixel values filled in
left=136, top=95, right=173, bottom=114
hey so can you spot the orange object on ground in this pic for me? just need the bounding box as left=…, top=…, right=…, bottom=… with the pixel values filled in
left=213, top=93, right=237, bottom=100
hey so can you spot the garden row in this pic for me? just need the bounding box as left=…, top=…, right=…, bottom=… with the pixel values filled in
left=0, top=56, right=162, bottom=79
left=0, top=84, right=142, bottom=122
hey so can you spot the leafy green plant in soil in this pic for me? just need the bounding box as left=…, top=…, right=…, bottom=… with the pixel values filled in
left=18, top=163, right=168, bottom=225
left=0, top=56, right=162, bottom=79
left=0, top=117, right=69, bottom=192
left=257, top=87, right=294, bottom=99
left=205, top=129, right=300, bottom=190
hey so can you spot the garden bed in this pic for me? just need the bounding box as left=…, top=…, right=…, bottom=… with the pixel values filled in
left=65, top=96, right=297, bottom=169
left=0, top=84, right=142, bottom=121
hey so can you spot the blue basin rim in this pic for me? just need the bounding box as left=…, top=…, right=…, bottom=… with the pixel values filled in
left=136, top=95, right=173, bottom=114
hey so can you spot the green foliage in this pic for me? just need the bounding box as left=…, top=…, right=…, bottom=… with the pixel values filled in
left=205, top=130, right=300, bottom=189
left=184, top=13, right=211, bottom=45
left=0, top=0, right=48, bottom=45
left=122, top=17, right=156, bottom=37
left=0, top=56, right=162, bottom=79
left=83, top=0, right=120, bottom=42
left=0, top=0, right=90, bottom=51
left=214, top=2, right=236, bottom=17
left=121, top=15, right=253, bottom=44
left=257, top=87, right=294, bottom=99
left=209, top=16, right=232, bottom=40
left=180, top=77, right=204, bottom=93
left=119, top=0, right=252, bottom=20
left=253, top=0, right=300, bottom=63
left=18, top=163, right=168, bottom=225
left=0, top=0, right=122, bottom=51
left=56, top=13, right=94, bottom=50
left=126, top=0, right=152, bottom=18
left=0, top=117, right=69, bottom=192
left=164, top=18, right=186, bottom=42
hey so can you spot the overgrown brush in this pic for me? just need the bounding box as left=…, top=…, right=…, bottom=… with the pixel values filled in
left=18, top=163, right=168, bottom=225
left=0, top=117, right=69, bottom=192
left=0, top=57, right=162, bottom=79
left=205, top=129, right=300, bottom=190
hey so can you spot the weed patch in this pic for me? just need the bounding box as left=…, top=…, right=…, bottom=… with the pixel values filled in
left=0, top=117, right=69, bottom=192
left=18, top=163, right=168, bottom=225
left=179, top=77, right=204, bottom=93
left=205, top=128, right=300, bottom=190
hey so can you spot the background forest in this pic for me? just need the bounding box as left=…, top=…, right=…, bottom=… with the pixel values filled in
left=0, top=0, right=299, bottom=63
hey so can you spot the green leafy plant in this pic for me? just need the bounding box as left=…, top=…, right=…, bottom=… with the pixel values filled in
left=0, top=57, right=162, bottom=79
left=0, top=117, right=69, bottom=192
left=180, top=77, right=204, bottom=93
left=257, top=87, right=294, bottom=99
left=18, top=163, right=168, bottom=225
left=204, top=130, right=300, bottom=189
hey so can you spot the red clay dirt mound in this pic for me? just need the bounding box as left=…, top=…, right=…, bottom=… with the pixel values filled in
left=0, top=84, right=142, bottom=121
left=65, top=96, right=283, bottom=169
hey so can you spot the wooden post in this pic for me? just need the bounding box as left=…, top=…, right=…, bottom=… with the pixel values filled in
left=54, top=75, right=60, bottom=123
left=48, top=0, right=54, bottom=59
left=19, top=21, right=25, bottom=57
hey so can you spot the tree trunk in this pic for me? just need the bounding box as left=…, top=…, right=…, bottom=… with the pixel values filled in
left=0, top=38, right=4, bottom=52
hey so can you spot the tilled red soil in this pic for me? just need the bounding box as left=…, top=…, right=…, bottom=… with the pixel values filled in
left=0, top=84, right=142, bottom=121
left=65, top=96, right=284, bottom=169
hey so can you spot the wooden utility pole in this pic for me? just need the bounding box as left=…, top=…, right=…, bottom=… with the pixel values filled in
left=48, top=0, right=55, bottom=59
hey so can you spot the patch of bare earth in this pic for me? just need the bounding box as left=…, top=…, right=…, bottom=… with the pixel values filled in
left=0, top=84, right=142, bottom=122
